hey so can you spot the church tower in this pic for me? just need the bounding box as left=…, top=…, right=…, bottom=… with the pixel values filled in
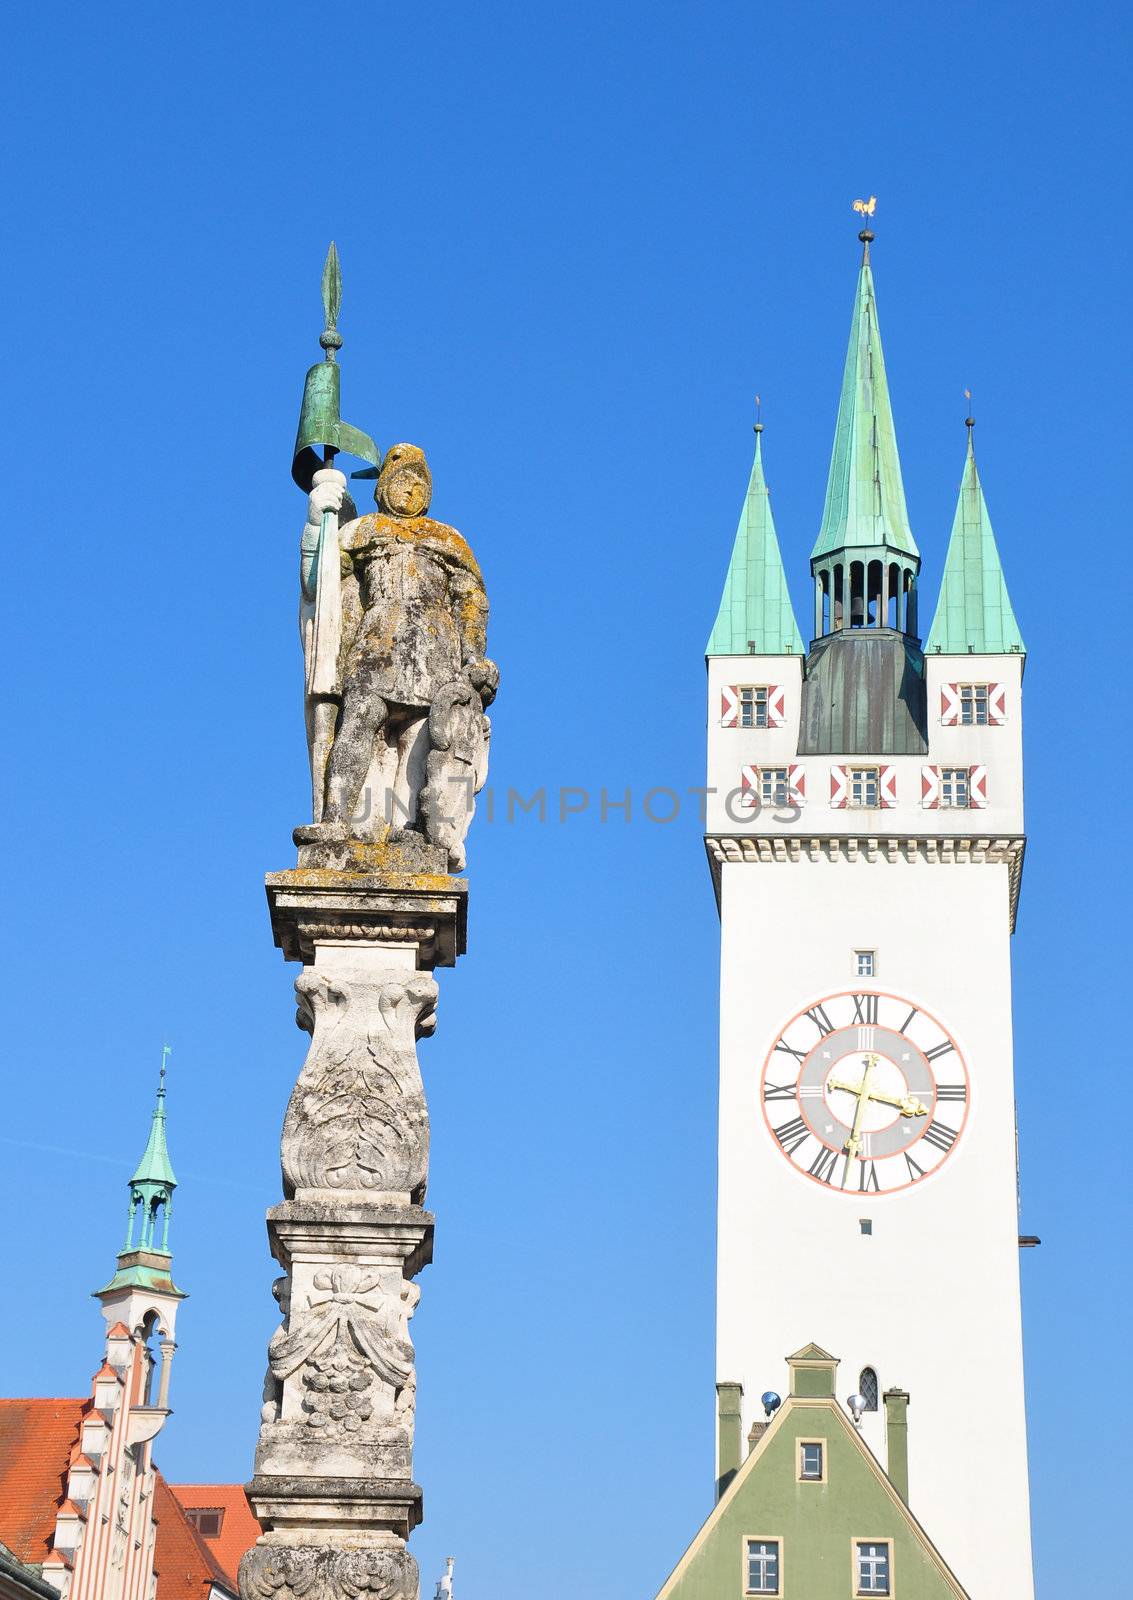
left=702, top=226, right=1033, bottom=1596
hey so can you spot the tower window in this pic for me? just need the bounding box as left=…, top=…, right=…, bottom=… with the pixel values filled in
left=848, top=767, right=880, bottom=808
left=798, top=1440, right=825, bottom=1481
left=760, top=767, right=790, bottom=806
left=855, top=1540, right=891, bottom=1595
left=745, top=1539, right=780, bottom=1595
left=939, top=767, right=970, bottom=808
left=738, top=686, right=770, bottom=729
left=853, top=950, right=876, bottom=978
left=858, top=1367, right=879, bottom=1412
left=959, top=684, right=990, bottom=725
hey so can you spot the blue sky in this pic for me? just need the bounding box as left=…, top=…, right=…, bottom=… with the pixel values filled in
left=1, top=2, right=1129, bottom=1595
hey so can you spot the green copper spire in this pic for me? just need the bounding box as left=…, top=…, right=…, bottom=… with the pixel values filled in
left=95, top=1049, right=185, bottom=1303
left=812, top=233, right=917, bottom=562
left=707, top=424, right=803, bottom=656
left=123, top=1047, right=177, bottom=1255
left=926, top=424, right=1025, bottom=656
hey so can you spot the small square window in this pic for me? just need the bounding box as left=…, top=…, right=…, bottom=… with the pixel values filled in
left=745, top=1539, right=780, bottom=1595
left=859, top=1218, right=873, bottom=1236
left=799, top=1441, right=824, bottom=1480
left=940, top=766, right=970, bottom=808
left=959, top=684, right=989, bottom=725
left=856, top=1541, right=891, bottom=1595
left=854, top=949, right=876, bottom=978
left=760, top=767, right=790, bottom=806
left=848, top=767, right=880, bottom=808
left=739, top=686, right=770, bottom=729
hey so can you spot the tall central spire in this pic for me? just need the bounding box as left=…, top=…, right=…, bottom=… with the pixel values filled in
left=812, top=230, right=917, bottom=561
left=810, top=219, right=921, bottom=639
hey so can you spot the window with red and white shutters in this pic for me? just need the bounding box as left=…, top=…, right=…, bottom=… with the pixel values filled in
left=829, top=765, right=897, bottom=809
left=921, top=765, right=989, bottom=809
left=940, top=683, right=1007, bottom=726
left=720, top=684, right=787, bottom=728
left=739, top=764, right=807, bottom=809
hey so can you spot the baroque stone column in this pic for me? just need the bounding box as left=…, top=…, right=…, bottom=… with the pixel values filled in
left=242, top=258, right=496, bottom=1599
left=240, top=851, right=469, bottom=1600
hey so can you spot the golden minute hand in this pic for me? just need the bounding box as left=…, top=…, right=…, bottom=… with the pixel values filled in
left=828, top=1077, right=929, bottom=1119
left=843, top=1054, right=878, bottom=1165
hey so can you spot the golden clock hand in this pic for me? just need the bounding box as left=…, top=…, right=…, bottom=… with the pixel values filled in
left=843, top=1054, right=878, bottom=1167
left=828, top=1077, right=929, bottom=1119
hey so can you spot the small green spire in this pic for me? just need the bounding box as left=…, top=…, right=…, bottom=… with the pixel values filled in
left=811, top=231, right=918, bottom=561
left=707, top=421, right=804, bottom=656
left=123, top=1047, right=177, bottom=1255
left=926, top=424, right=1025, bottom=656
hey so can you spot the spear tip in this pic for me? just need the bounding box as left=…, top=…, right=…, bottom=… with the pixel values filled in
left=320, top=241, right=343, bottom=357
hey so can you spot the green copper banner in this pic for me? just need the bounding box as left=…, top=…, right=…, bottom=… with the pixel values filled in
left=292, top=359, right=380, bottom=490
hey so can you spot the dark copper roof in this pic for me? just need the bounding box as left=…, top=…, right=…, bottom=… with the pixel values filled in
left=798, top=630, right=928, bottom=756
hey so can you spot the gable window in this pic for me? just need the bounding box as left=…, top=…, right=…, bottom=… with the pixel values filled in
left=185, top=1508, right=224, bottom=1537
left=848, top=767, right=880, bottom=809
left=745, top=1539, right=780, bottom=1595
left=798, top=1440, right=825, bottom=1481
left=739, top=686, right=770, bottom=729
left=939, top=767, right=970, bottom=808
left=959, top=683, right=989, bottom=725
left=856, top=1541, right=891, bottom=1595
left=858, top=1367, right=879, bottom=1411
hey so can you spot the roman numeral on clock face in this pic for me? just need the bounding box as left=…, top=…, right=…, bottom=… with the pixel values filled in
left=935, top=1083, right=967, bottom=1102
left=904, top=1151, right=926, bottom=1181
left=804, top=1004, right=835, bottom=1036
left=774, top=1038, right=806, bottom=1063
left=922, top=1120, right=958, bottom=1153
left=925, top=1039, right=956, bottom=1062
left=807, top=1145, right=840, bottom=1185
left=857, top=1160, right=880, bottom=1192
left=852, top=993, right=879, bottom=1025
left=763, top=1081, right=797, bottom=1102
left=773, top=1117, right=810, bottom=1156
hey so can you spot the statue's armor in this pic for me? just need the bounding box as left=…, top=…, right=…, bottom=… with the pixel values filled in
left=340, top=514, right=483, bottom=710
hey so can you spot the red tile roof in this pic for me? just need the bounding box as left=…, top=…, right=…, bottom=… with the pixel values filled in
left=0, top=1400, right=86, bottom=1565
left=152, top=1474, right=235, bottom=1600
left=165, top=1486, right=259, bottom=1592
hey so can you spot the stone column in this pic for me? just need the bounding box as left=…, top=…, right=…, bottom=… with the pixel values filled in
left=240, top=837, right=468, bottom=1600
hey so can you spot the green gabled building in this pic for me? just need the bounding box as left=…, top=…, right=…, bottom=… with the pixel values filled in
left=657, top=1347, right=970, bottom=1600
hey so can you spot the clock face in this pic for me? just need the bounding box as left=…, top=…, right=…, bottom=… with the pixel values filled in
left=760, top=990, right=970, bottom=1195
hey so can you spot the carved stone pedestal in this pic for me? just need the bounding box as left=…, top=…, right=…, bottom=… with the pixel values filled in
left=241, top=868, right=466, bottom=1600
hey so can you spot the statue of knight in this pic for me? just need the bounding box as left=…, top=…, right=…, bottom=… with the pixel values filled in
left=294, top=245, right=497, bottom=870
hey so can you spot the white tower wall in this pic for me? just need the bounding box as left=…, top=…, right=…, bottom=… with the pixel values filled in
left=707, top=647, right=1034, bottom=1597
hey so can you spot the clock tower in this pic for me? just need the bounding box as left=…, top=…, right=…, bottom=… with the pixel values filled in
left=703, top=228, right=1033, bottom=1595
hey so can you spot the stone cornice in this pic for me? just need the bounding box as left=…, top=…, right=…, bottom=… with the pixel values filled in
left=705, top=832, right=1026, bottom=931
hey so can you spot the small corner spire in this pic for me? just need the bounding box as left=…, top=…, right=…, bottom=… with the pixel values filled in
left=707, top=408, right=803, bottom=657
